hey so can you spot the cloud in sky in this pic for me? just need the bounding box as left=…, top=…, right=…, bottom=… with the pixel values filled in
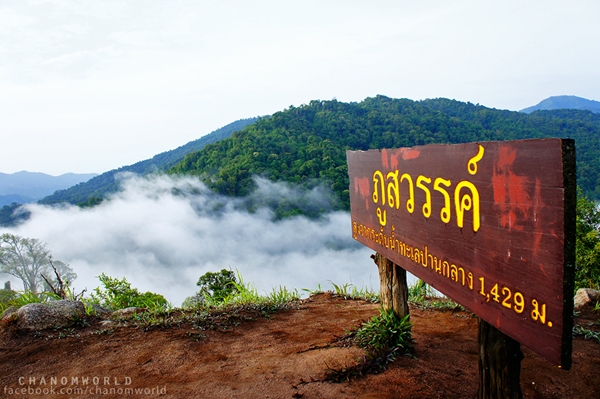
left=1, top=175, right=387, bottom=306
left=0, top=1, right=599, bottom=175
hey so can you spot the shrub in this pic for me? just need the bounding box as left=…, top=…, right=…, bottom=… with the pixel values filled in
left=575, top=190, right=600, bottom=290
left=91, top=273, right=168, bottom=311
left=196, top=269, right=240, bottom=303
left=355, top=309, right=412, bottom=354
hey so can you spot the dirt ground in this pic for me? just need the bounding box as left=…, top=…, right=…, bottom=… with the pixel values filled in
left=1, top=293, right=599, bottom=399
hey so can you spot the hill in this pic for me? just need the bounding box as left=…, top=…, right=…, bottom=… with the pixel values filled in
left=521, top=95, right=600, bottom=114
left=0, top=194, right=36, bottom=207
left=38, top=118, right=258, bottom=206
left=171, top=96, right=600, bottom=209
left=1, top=294, right=598, bottom=398
left=0, top=171, right=97, bottom=203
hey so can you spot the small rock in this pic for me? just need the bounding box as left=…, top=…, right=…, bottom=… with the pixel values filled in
left=1, top=306, right=18, bottom=319
left=574, top=288, right=600, bottom=309
left=100, top=320, right=114, bottom=327
left=112, top=307, right=144, bottom=319
left=9, top=300, right=86, bottom=331
left=91, top=304, right=113, bottom=318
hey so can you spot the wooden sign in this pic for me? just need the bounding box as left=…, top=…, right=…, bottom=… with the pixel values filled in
left=347, top=139, right=575, bottom=369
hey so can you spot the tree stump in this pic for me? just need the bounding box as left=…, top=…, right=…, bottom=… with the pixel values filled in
left=478, top=318, right=524, bottom=399
left=371, top=252, right=409, bottom=319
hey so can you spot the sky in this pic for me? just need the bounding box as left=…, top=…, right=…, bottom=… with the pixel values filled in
left=1, top=0, right=599, bottom=176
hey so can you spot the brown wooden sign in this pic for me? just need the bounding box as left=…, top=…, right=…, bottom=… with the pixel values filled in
left=347, top=139, right=575, bottom=369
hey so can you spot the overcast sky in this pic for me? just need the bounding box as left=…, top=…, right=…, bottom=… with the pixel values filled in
left=1, top=0, right=599, bottom=175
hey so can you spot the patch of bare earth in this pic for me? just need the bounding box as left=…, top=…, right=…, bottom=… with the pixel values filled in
left=1, top=293, right=599, bottom=398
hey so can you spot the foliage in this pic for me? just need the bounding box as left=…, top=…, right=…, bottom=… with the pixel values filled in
left=573, top=324, right=600, bottom=344
left=183, top=270, right=299, bottom=310
left=90, top=273, right=168, bottom=311
left=0, top=203, right=30, bottom=227
left=0, top=233, right=76, bottom=293
left=328, top=281, right=379, bottom=302
left=327, top=308, right=412, bottom=381
left=170, top=96, right=600, bottom=218
left=407, top=279, right=431, bottom=302
left=407, top=279, right=464, bottom=311
left=355, top=309, right=412, bottom=353
left=0, top=290, right=57, bottom=315
left=196, top=269, right=240, bottom=303
left=0, top=281, right=17, bottom=314
left=575, top=191, right=600, bottom=290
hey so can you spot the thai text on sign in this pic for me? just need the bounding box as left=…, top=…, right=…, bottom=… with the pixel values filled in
left=347, top=139, right=575, bottom=369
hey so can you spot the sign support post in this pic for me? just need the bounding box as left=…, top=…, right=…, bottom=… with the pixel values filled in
left=371, top=253, right=409, bottom=319
left=478, top=319, right=524, bottom=399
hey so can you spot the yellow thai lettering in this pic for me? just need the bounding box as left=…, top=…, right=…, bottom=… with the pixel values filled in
left=468, top=144, right=485, bottom=175
left=454, top=181, right=481, bottom=232
left=372, top=170, right=385, bottom=205
left=400, top=173, right=414, bottom=213
left=386, top=170, right=400, bottom=209
left=376, top=207, right=387, bottom=227
left=416, top=175, right=432, bottom=218
left=433, top=178, right=452, bottom=223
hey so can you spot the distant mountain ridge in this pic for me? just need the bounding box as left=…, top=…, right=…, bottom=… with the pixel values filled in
left=38, top=117, right=259, bottom=205
left=521, top=95, right=600, bottom=114
left=0, top=171, right=97, bottom=206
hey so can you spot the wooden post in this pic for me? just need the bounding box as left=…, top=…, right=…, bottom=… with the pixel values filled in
left=371, top=252, right=409, bottom=319
left=478, top=319, right=524, bottom=399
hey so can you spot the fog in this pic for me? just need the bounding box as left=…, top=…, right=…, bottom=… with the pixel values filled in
left=2, top=174, right=388, bottom=305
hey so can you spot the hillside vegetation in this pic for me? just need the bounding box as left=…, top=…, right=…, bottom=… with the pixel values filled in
left=171, top=96, right=600, bottom=208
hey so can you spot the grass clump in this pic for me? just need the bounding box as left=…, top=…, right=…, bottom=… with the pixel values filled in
left=327, top=308, right=412, bottom=382
left=355, top=309, right=412, bottom=353
left=408, top=279, right=464, bottom=311
left=327, top=281, right=379, bottom=303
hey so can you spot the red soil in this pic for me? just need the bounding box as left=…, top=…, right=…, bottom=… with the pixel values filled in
left=1, top=293, right=599, bottom=398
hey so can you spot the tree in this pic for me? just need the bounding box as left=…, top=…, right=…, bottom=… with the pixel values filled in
left=41, top=259, right=78, bottom=292
left=575, top=191, right=600, bottom=290
left=196, top=269, right=239, bottom=302
left=0, top=233, right=76, bottom=293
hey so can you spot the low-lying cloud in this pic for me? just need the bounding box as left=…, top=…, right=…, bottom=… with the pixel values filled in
left=2, top=174, right=386, bottom=305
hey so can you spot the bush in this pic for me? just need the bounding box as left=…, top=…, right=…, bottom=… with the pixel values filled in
left=196, top=269, right=240, bottom=303
left=576, top=191, right=600, bottom=290
left=91, top=273, right=168, bottom=311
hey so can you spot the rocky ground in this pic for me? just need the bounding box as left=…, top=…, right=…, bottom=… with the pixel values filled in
left=1, top=293, right=599, bottom=398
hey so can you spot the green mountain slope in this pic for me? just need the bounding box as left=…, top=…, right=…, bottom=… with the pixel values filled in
left=39, top=118, right=258, bottom=205
left=521, top=95, right=600, bottom=114
left=170, top=96, right=600, bottom=209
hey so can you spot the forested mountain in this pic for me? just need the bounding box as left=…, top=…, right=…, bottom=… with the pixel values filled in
left=521, top=95, right=600, bottom=114
left=38, top=118, right=258, bottom=205
left=171, top=96, right=600, bottom=211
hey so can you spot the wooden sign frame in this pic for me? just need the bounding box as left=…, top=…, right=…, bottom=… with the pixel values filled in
left=347, top=139, right=575, bottom=369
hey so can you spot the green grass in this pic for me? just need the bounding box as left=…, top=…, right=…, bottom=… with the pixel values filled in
left=0, top=290, right=57, bottom=314
left=573, top=324, right=600, bottom=344
left=327, top=281, right=379, bottom=302
left=326, top=307, right=412, bottom=382
left=408, top=279, right=464, bottom=311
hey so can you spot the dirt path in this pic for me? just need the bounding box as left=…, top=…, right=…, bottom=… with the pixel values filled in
left=1, top=293, right=599, bottom=398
